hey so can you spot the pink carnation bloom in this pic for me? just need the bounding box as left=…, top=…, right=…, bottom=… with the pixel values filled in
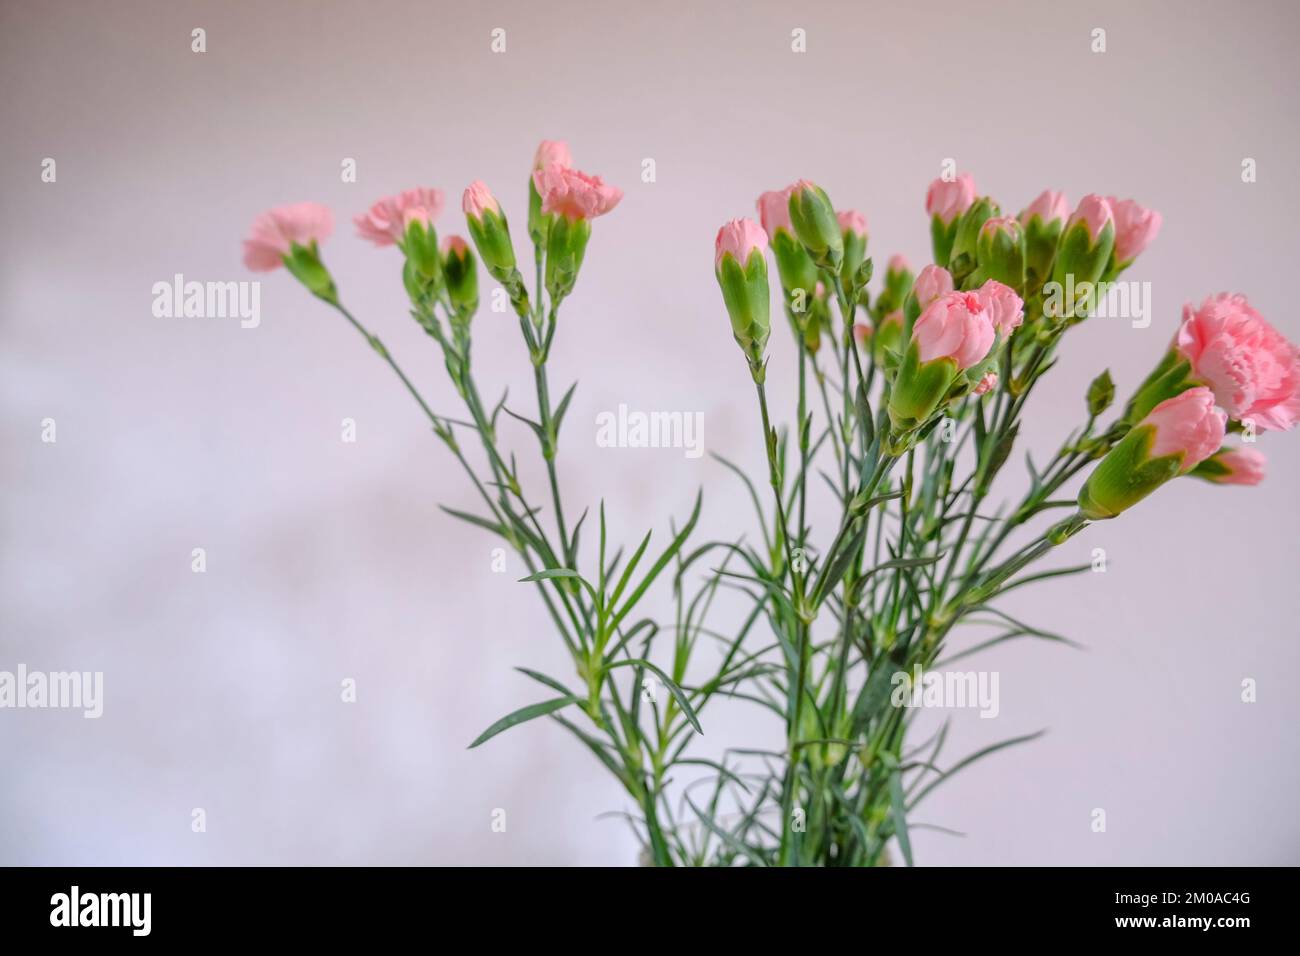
left=1143, top=387, right=1226, bottom=471
left=354, top=188, right=445, bottom=246
left=1175, top=293, right=1300, bottom=431
left=243, top=202, right=334, bottom=271
left=441, top=235, right=469, bottom=256
left=715, top=218, right=768, bottom=270
left=925, top=173, right=976, bottom=224
left=532, top=166, right=622, bottom=221
left=912, top=291, right=995, bottom=370
left=973, top=372, right=998, bottom=395
left=887, top=254, right=910, bottom=275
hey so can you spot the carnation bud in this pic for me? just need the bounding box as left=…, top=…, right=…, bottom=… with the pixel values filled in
left=402, top=216, right=442, bottom=286
left=1105, top=196, right=1161, bottom=277
left=715, top=219, right=772, bottom=377
left=1048, top=194, right=1114, bottom=321
left=1078, top=387, right=1225, bottom=520
left=1018, top=190, right=1068, bottom=293
left=1190, top=446, right=1266, bottom=486
left=837, top=209, right=868, bottom=291
left=787, top=180, right=843, bottom=270
left=441, top=235, right=479, bottom=321
left=463, top=181, right=517, bottom=278
left=768, top=229, right=819, bottom=313
left=950, top=197, right=1000, bottom=270
left=544, top=214, right=591, bottom=305
left=925, top=174, right=976, bottom=267
left=975, top=216, right=1026, bottom=291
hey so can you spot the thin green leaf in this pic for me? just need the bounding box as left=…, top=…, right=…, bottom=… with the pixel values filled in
left=468, top=696, right=579, bottom=748
left=606, top=658, right=702, bottom=735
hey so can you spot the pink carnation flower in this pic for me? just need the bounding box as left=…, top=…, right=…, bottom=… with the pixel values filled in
left=354, top=188, right=445, bottom=246
left=242, top=202, right=333, bottom=272
left=1175, top=293, right=1300, bottom=431
left=531, top=166, right=622, bottom=221
left=912, top=291, right=995, bottom=370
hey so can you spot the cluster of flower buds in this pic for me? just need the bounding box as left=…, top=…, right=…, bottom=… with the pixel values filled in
left=242, top=138, right=624, bottom=382
left=718, top=179, right=872, bottom=375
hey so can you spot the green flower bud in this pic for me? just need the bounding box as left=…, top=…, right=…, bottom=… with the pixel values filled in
left=975, top=216, right=1026, bottom=291
left=715, top=219, right=772, bottom=374
left=1047, top=195, right=1115, bottom=322
left=441, top=236, right=479, bottom=321
left=837, top=209, right=868, bottom=292
left=1019, top=191, right=1069, bottom=294
left=402, top=218, right=441, bottom=282
left=888, top=343, right=960, bottom=433
left=950, top=197, right=999, bottom=268
left=463, top=181, right=517, bottom=279
left=770, top=229, right=819, bottom=313
left=787, top=181, right=843, bottom=270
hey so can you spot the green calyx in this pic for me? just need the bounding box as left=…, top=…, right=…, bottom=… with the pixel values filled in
left=527, top=175, right=552, bottom=246
left=887, top=343, right=958, bottom=434
left=1022, top=214, right=1063, bottom=295
left=443, top=243, right=480, bottom=322
left=716, top=249, right=771, bottom=370
left=976, top=222, right=1026, bottom=292
left=1047, top=218, right=1115, bottom=321
left=544, top=214, right=591, bottom=304
left=1077, top=423, right=1183, bottom=520
left=402, top=219, right=441, bottom=282
left=930, top=215, right=960, bottom=272
left=466, top=206, right=517, bottom=278
left=839, top=226, right=868, bottom=292
left=770, top=230, right=819, bottom=311
left=1123, top=349, right=1196, bottom=423
left=284, top=242, right=337, bottom=303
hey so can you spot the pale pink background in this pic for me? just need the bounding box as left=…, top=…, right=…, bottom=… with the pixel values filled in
left=2, top=0, right=1297, bottom=865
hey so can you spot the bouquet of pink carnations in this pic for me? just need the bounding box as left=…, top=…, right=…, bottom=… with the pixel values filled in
left=245, top=141, right=1296, bottom=866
